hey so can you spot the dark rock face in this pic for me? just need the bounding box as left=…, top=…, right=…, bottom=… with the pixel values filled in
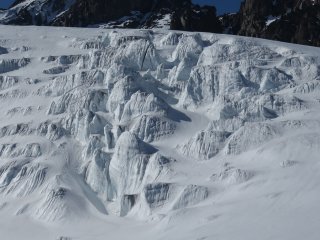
left=1, top=0, right=319, bottom=47
left=261, top=2, right=320, bottom=46
left=221, top=0, right=320, bottom=47
left=52, top=0, right=156, bottom=27
left=0, top=0, right=222, bottom=33
left=237, top=0, right=275, bottom=37
left=171, top=4, right=222, bottom=33
left=10, top=0, right=27, bottom=7
left=2, top=0, right=71, bottom=26
left=219, top=13, right=241, bottom=34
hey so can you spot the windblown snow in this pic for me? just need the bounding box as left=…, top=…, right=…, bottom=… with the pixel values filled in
left=0, top=25, right=320, bottom=240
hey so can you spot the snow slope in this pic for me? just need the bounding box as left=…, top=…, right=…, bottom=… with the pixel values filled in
left=0, top=24, right=320, bottom=240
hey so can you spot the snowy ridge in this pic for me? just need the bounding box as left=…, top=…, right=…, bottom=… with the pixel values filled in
left=0, top=25, right=320, bottom=240
left=0, top=0, right=75, bottom=25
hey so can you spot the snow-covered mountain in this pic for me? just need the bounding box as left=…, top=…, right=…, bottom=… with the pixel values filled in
left=1, top=0, right=319, bottom=47
left=0, top=25, right=320, bottom=239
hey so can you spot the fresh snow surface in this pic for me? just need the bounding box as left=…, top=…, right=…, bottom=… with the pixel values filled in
left=0, top=24, right=320, bottom=240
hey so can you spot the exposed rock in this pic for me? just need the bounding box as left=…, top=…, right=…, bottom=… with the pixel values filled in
left=2, top=0, right=319, bottom=46
left=0, top=0, right=222, bottom=34
left=222, top=0, right=320, bottom=47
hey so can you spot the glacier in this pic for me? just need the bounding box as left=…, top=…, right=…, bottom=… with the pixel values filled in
left=0, top=25, right=320, bottom=240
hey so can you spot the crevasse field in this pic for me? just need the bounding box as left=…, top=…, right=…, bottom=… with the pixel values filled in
left=0, top=25, right=320, bottom=240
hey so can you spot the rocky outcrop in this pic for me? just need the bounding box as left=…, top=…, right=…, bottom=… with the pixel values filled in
left=0, top=0, right=222, bottom=33
left=1, top=0, right=319, bottom=46
left=222, top=0, right=320, bottom=47
left=170, top=3, right=222, bottom=33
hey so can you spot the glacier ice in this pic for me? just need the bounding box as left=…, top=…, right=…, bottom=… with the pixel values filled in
left=171, top=185, right=208, bottom=210
left=0, top=25, right=320, bottom=240
left=0, top=58, right=30, bottom=74
left=210, top=165, right=254, bottom=185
